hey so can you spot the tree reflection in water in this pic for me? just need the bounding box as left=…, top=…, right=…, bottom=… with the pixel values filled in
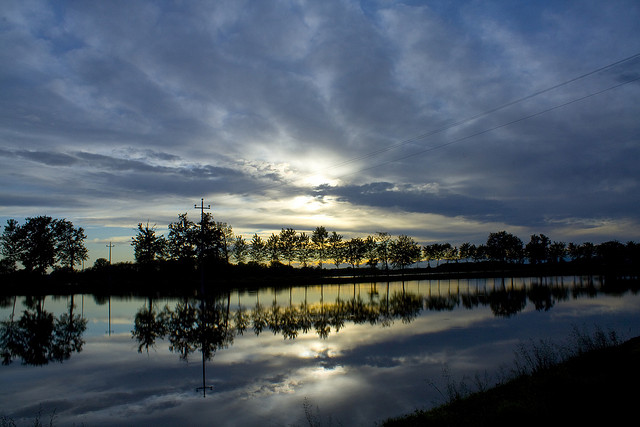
left=1, top=276, right=634, bottom=370
left=130, top=283, right=428, bottom=357
left=131, top=293, right=235, bottom=396
left=0, top=295, right=87, bottom=365
left=130, top=277, right=640, bottom=361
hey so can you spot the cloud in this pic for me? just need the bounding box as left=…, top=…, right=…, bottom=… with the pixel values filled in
left=1, top=0, right=640, bottom=264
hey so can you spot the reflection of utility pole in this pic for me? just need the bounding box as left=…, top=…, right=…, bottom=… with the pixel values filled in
left=106, top=242, right=115, bottom=264
left=106, top=242, right=115, bottom=336
left=105, top=296, right=114, bottom=336
left=196, top=348, right=213, bottom=397
left=196, top=297, right=214, bottom=397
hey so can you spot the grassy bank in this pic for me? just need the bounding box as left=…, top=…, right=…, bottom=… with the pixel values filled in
left=383, top=330, right=640, bottom=426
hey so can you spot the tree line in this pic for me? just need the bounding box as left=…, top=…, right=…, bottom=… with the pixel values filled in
left=2, top=212, right=639, bottom=275
left=132, top=275, right=637, bottom=359
left=3, top=276, right=636, bottom=365
left=0, top=216, right=88, bottom=274
left=128, top=212, right=640, bottom=271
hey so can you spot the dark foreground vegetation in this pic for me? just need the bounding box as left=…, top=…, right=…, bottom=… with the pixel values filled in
left=383, top=330, right=640, bottom=426
left=2, top=213, right=640, bottom=296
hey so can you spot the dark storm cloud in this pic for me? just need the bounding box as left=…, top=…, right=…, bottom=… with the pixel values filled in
left=0, top=193, right=85, bottom=209
left=315, top=182, right=508, bottom=220
left=0, top=145, right=300, bottom=211
left=4, top=149, right=78, bottom=166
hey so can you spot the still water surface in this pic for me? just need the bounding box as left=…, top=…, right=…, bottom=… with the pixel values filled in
left=2, top=276, right=640, bottom=426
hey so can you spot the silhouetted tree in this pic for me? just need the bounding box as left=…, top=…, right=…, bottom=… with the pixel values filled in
left=311, top=226, right=329, bottom=268
left=364, top=235, right=378, bottom=268
left=596, top=240, right=626, bottom=266
left=53, top=219, right=88, bottom=271
left=17, top=216, right=57, bottom=274
left=279, top=228, right=297, bottom=265
left=296, top=232, right=312, bottom=267
left=423, top=243, right=448, bottom=267
left=442, top=243, right=458, bottom=264
left=578, top=242, right=596, bottom=261
left=375, top=232, right=391, bottom=270
left=390, top=235, right=421, bottom=269
left=525, top=234, right=550, bottom=264
left=232, top=235, right=249, bottom=264
left=473, top=244, right=487, bottom=262
left=167, top=213, right=197, bottom=262
left=328, top=231, right=344, bottom=268
left=567, top=242, right=580, bottom=261
left=92, top=258, right=110, bottom=270
left=194, top=213, right=226, bottom=263
left=1, top=219, right=21, bottom=272
left=486, top=231, right=523, bottom=263
left=266, top=233, right=280, bottom=264
left=249, top=233, right=267, bottom=265
left=131, top=222, right=166, bottom=264
left=422, top=244, right=435, bottom=267
left=626, top=241, right=640, bottom=266
left=345, top=237, right=366, bottom=268
left=216, top=222, right=234, bottom=263
left=459, top=242, right=475, bottom=262
left=548, top=241, right=566, bottom=263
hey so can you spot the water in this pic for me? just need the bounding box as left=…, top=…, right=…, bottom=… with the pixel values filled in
left=1, top=276, right=639, bottom=426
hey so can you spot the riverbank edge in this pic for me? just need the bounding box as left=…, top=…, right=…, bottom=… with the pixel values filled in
left=1, top=261, right=638, bottom=297
left=382, top=335, right=640, bottom=426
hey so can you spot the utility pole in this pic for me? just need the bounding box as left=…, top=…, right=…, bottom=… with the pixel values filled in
left=106, top=242, right=115, bottom=264
left=194, top=198, right=211, bottom=272
left=194, top=198, right=213, bottom=396
left=194, top=198, right=211, bottom=232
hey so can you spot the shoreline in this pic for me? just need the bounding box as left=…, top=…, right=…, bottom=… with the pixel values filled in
left=1, top=261, right=638, bottom=297
left=382, top=334, right=640, bottom=426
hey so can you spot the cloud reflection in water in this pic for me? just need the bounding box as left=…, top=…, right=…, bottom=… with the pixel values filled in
left=2, top=278, right=640, bottom=425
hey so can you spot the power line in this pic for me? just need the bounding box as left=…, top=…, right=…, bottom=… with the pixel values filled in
left=218, top=53, right=640, bottom=199
left=342, top=74, right=640, bottom=178
left=311, top=52, right=640, bottom=173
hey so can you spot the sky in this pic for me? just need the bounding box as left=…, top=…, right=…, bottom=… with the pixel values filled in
left=1, top=0, right=640, bottom=265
